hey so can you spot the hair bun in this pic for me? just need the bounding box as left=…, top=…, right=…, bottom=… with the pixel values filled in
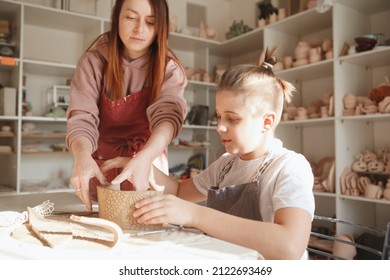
left=262, top=61, right=273, bottom=70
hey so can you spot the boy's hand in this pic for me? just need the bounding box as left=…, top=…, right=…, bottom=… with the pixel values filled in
left=133, top=194, right=199, bottom=227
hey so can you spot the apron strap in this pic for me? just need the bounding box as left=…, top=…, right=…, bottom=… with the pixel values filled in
left=252, top=153, right=277, bottom=182
left=216, top=156, right=237, bottom=186
left=216, top=152, right=278, bottom=186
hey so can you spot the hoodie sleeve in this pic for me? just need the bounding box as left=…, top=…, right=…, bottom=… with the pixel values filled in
left=146, top=59, right=188, bottom=140
left=66, top=50, right=105, bottom=152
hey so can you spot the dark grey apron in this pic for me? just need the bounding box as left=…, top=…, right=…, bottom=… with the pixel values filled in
left=206, top=152, right=276, bottom=221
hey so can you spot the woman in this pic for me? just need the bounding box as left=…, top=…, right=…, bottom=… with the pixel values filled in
left=66, top=0, right=187, bottom=211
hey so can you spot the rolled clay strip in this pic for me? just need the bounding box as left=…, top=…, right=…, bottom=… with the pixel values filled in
left=70, top=215, right=122, bottom=248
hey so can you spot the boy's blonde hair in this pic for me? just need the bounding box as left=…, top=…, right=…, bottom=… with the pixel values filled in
left=216, top=47, right=295, bottom=125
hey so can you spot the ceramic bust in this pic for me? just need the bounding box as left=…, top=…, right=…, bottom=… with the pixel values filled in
left=343, top=92, right=357, bottom=109
left=362, top=149, right=377, bottom=163
left=367, top=159, right=385, bottom=173
left=351, top=154, right=367, bottom=172
left=295, top=41, right=310, bottom=60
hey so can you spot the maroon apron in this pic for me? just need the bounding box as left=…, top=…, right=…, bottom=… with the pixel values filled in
left=206, top=153, right=276, bottom=221
left=89, top=87, right=168, bottom=200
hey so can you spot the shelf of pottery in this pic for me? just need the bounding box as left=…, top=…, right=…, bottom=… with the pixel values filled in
left=231, top=0, right=390, bottom=229
left=0, top=0, right=112, bottom=194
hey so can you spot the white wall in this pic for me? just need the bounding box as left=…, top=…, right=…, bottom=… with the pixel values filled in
left=168, top=0, right=231, bottom=41
left=168, top=0, right=284, bottom=41
left=226, top=0, right=282, bottom=29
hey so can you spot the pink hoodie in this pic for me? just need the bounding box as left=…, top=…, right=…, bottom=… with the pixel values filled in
left=66, top=40, right=187, bottom=152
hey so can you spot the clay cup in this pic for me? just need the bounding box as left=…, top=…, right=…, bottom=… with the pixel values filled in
left=97, top=185, right=163, bottom=231
left=363, top=184, right=383, bottom=199
left=332, top=234, right=357, bottom=259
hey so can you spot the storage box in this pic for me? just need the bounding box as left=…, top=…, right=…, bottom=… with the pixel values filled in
left=0, top=87, right=17, bottom=116
left=0, top=20, right=10, bottom=35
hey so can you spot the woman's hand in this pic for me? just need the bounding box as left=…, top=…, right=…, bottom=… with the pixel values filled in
left=100, top=156, right=151, bottom=191
left=132, top=194, right=200, bottom=227
left=71, top=154, right=108, bottom=212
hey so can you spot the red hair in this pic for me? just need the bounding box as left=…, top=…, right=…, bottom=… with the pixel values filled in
left=87, top=0, right=182, bottom=103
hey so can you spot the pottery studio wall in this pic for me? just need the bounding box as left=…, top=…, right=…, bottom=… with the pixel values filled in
left=167, top=0, right=231, bottom=42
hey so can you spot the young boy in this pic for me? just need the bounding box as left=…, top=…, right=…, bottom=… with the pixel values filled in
left=101, top=48, right=315, bottom=260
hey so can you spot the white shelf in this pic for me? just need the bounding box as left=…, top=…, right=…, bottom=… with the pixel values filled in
left=24, top=4, right=102, bottom=32
left=338, top=47, right=390, bottom=68
left=339, top=114, right=390, bottom=122
left=212, top=28, right=264, bottom=57
left=336, top=0, right=390, bottom=14
left=0, top=116, right=18, bottom=121
left=267, top=8, right=333, bottom=36
left=340, top=195, right=390, bottom=206
left=23, top=59, right=76, bottom=76
left=277, top=59, right=333, bottom=82
left=280, top=117, right=335, bottom=127
left=169, top=32, right=220, bottom=52
left=21, top=116, right=67, bottom=122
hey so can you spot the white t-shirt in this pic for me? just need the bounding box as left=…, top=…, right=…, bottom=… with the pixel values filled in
left=193, top=138, right=315, bottom=222
left=193, top=139, right=314, bottom=259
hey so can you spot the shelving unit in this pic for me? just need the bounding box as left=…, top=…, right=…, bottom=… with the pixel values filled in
left=0, top=0, right=389, bottom=235
left=0, top=0, right=107, bottom=194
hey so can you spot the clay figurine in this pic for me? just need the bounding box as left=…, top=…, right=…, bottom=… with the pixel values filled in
left=351, top=154, right=367, bottom=172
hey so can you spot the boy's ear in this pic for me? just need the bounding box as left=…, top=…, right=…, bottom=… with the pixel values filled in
left=263, top=112, right=276, bottom=131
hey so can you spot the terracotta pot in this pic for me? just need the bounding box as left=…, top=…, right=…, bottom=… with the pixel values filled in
left=278, top=8, right=286, bottom=20
left=332, top=234, right=356, bottom=259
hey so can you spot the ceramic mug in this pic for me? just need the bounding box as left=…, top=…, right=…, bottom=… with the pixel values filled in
left=269, top=13, right=277, bottom=24
left=364, top=184, right=383, bottom=199
left=258, top=18, right=266, bottom=28
left=278, top=8, right=286, bottom=20
left=383, top=188, right=390, bottom=200
left=332, top=234, right=356, bottom=259
left=325, top=50, right=333, bottom=59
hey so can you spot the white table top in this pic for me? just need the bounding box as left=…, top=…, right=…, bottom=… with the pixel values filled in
left=0, top=192, right=262, bottom=260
